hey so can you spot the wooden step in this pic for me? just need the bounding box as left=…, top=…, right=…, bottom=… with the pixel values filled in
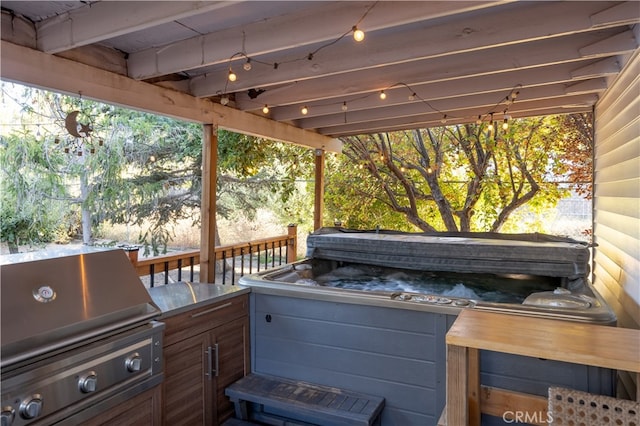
left=225, top=373, right=385, bottom=426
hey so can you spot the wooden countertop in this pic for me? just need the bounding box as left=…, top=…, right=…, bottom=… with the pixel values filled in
left=447, top=309, right=640, bottom=373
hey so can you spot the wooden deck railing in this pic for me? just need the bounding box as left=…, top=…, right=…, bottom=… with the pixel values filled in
left=126, top=224, right=298, bottom=287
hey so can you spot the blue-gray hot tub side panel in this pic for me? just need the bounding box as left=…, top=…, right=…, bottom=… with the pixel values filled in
left=250, top=293, right=448, bottom=425
left=249, top=293, right=616, bottom=426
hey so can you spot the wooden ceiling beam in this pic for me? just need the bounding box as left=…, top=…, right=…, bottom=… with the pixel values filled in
left=0, top=41, right=341, bottom=152
left=37, top=1, right=240, bottom=53
left=127, top=1, right=502, bottom=80
left=189, top=2, right=639, bottom=99
left=228, top=29, right=633, bottom=109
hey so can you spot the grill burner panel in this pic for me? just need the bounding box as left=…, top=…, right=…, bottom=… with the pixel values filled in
left=1, top=322, right=163, bottom=426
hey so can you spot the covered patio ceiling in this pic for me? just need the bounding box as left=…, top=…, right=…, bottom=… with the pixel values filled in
left=1, top=1, right=639, bottom=139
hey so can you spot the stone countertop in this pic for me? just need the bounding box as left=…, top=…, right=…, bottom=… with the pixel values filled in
left=147, top=281, right=250, bottom=317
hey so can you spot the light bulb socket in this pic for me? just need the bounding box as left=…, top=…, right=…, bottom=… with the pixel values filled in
left=353, top=26, right=365, bottom=42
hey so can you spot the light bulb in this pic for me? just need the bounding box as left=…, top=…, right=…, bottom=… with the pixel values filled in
left=262, top=105, right=269, bottom=114
left=228, top=69, right=237, bottom=82
left=487, top=123, right=494, bottom=132
left=476, top=115, right=482, bottom=125
left=342, top=102, right=348, bottom=112
left=220, top=96, right=229, bottom=106
left=408, top=93, right=416, bottom=101
left=502, top=120, right=509, bottom=130
left=440, top=115, right=447, bottom=124
left=243, top=59, right=252, bottom=71
left=301, top=106, right=308, bottom=115
left=379, top=90, right=386, bottom=100
left=353, top=26, right=365, bottom=42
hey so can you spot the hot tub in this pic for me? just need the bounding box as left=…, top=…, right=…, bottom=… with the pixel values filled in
left=240, top=229, right=616, bottom=425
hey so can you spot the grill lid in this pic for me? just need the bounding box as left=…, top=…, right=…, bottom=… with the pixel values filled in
left=1, top=248, right=159, bottom=366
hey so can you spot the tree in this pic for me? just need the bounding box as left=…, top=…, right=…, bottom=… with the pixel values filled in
left=0, top=131, right=70, bottom=252
left=1, top=83, right=315, bottom=254
left=326, top=114, right=590, bottom=232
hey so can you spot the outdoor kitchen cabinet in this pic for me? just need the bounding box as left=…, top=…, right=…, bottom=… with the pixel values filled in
left=161, top=292, right=250, bottom=426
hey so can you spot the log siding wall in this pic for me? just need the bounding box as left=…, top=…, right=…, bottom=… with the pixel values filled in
left=593, top=48, right=640, bottom=398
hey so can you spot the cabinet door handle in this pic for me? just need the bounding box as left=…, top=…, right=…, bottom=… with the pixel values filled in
left=212, top=343, right=219, bottom=377
left=191, top=302, right=233, bottom=318
left=205, top=346, right=213, bottom=380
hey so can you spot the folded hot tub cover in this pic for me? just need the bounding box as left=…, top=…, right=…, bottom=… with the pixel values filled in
left=306, top=228, right=590, bottom=280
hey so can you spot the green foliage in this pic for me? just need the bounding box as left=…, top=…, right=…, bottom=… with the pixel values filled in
left=1, top=83, right=316, bottom=254
left=0, top=132, right=70, bottom=251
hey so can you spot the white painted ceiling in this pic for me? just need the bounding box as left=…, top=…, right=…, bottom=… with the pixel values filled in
left=2, top=1, right=639, bottom=137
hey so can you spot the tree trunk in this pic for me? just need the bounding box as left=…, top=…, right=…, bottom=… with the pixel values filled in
left=80, top=165, right=92, bottom=245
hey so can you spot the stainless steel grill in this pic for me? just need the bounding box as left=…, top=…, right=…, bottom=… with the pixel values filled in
left=0, top=248, right=164, bottom=426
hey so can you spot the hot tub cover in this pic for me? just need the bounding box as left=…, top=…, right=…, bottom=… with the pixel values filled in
left=306, top=228, right=590, bottom=280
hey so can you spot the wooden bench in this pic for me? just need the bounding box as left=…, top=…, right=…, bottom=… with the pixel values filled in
left=225, top=373, right=385, bottom=426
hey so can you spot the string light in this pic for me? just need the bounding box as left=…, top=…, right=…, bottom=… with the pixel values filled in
left=262, top=105, right=269, bottom=114
left=408, top=93, right=416, bottom=101
left=342, top=102, right=348, bottom=112
left=353, top=26, right=365, bottom=42
left=476, top=115, right=482, bottom=125
left=487, top=114, right=494, bottom=132
left=220, top=95, right=230, bottom=106
left=440, top=115, right=447, bottom=124
left=379, top=90, right=386, bottom=100
left=243, top=58, right=252, bottom=71
left=502, top=113, right=510, bottom=130
left=301, top=105, right=309, bottom=115
left=227, top=69, right=237, bottom=82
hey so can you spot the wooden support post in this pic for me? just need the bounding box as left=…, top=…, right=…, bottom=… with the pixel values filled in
left=313, top=149, right=325, bottom=231
left=468, top=348, right=481, bottom=425
left=446, top=344, right=468, bottom=426
left=200, top=124, right=218, bottom=283
left=287, top=224, right=297, bottom=263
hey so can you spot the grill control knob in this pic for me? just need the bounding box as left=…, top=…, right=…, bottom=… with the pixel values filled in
left=125, top=353, right=142, bottom=372
left=78, top=372, right=98, bottom=393
left=1, top=406, right=15, bottom=426
left=19, top=395, right=42, bottom=420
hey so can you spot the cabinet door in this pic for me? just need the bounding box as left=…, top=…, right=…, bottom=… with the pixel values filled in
left=163, top=332, right=214, bottom=426
left=213, top=315, right=250, bottom=425
left=83, top=386, right=162, bottom=426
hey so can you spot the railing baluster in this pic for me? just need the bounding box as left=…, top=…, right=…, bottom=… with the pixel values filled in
left=231, top=247, right=236, bottom=285
left=189, top=256, right=195, bottom=282
left=164, top=261, right=169, bottom=285
left=149, top=264, right=155, bottom=288
left=177, top=259, right=183, bottom=281
left=240, top=247, right=245, bottom=278
left=222, top=250, right=227, bottom=285
left=271, top=241, right=275, bottom=267
left=256, top=243, right=261, bottom=272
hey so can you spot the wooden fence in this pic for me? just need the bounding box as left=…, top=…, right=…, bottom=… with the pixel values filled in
left=125, top=225, right=298, bottom=287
